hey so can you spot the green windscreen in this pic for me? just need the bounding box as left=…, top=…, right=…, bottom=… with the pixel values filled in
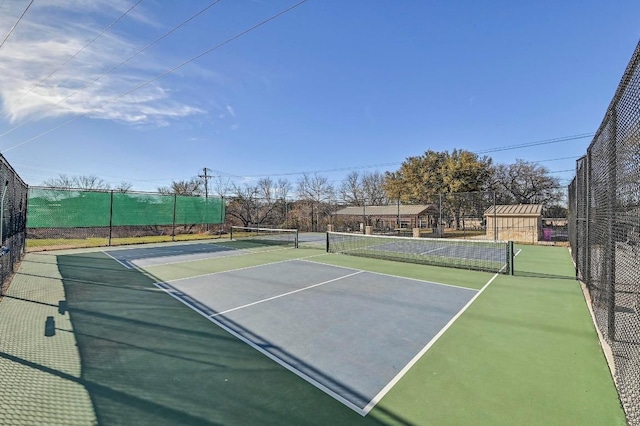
left=27, top=188, right=225, bottom=228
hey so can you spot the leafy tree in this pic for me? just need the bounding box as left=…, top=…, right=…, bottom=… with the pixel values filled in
left=383, top=150, right=447, bottom=203
left=383, top=149, right=493, bottom=228
left=491, top=159, right=563, bottom=206
left=383, top=149, right=492, bottom=203
left=545, top=205, right=568, bottom=218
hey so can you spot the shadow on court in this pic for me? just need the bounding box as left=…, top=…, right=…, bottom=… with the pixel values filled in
left=56, top=252, right=412, bottom=425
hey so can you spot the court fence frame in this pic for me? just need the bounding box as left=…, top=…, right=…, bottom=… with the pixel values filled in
left=0, top=154, right=28, bottom=294
left=27, top=187, right=226, bottom=251
left=568, top=40, right=640, bottom=425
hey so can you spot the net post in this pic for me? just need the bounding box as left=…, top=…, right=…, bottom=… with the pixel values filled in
left=508, top=241, right=514, bottom=275
left=230, top=226, right=234, bottom=241
left=295, top=230, right=299, bottom=248
left=326, top=232, right=329, bottom=252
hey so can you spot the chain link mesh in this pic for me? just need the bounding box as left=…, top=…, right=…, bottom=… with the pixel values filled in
left=569, top=40, right=640, bottom=425
left=0, top=154, right=28, bottom=294
left=27, top=187, right=226, bottom=251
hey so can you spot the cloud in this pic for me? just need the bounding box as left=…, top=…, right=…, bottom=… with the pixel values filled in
left=0, top=1, right=203, bottom=125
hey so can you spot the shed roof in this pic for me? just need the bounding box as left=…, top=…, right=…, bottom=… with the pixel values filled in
left=333, top=204, right=437, bottom=216
left=484, top=204, right=543, bottom=216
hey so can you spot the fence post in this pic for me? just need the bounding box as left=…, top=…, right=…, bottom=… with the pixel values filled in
left=606, top=110, right=617, bottom=341
left=221, top=196, right=225, bottom=234
left=585, top=152, right=592, bottom=287
left=172, top=193, right=177, bottom=242
left=439, top=193, right=443, bottom=238
left=108, top=190, right=114, bottom=246
left=493, top=191, right=497, bottom=240
left=362, top=202, right=366, bottom=235
left=22, top=191, right=28, bottom=255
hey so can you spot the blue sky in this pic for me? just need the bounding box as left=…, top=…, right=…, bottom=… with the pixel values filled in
left=0, top=0, right=638, bottom=194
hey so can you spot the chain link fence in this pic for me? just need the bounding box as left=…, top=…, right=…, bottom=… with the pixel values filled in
left=27, top=187, right=226, bottom=251
left=0, top=154, right=28, bottom=294
left=569, top=40, right=640, bottom=425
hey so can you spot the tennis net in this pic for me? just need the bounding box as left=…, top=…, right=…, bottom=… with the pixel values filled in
left=230, top=226, right=299, bottom=248
left=326, top=232, right=514, bottom=274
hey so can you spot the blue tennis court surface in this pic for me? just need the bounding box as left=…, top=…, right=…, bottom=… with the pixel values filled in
left=104, top=242, right=246, bottom=268
left=155, top=259, right=478, bottom=414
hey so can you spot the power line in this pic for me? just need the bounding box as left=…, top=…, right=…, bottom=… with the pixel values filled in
left=0, top=0, right=34, bottom=50
left=5, top=0, right=144, bottom=112
left=0, top=0, right=34, bottom=48
left=239, top=136, right=587, bottom=178
left=474, top=133, right=594, bottom=154
left=1, top=0, right=309, bottom=153
left=0, top=0, right=224, bottom=141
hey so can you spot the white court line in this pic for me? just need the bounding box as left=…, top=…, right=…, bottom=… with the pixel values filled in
left=361, top=271, right=502, bottom=415
left=136, top=246, right=290, bottom=268
left=209, top=271, right=364, bottom=318
left=154, top=279, right=367, bottom=414
left=159, top=252, right=332, bottom=284
left=102, top=250, right=134, bottom=269
left=418, top=246, right=447, bottom=255
left=153, top=255, right=496, bottom=416
left=298, top=258, right=480, bottom=292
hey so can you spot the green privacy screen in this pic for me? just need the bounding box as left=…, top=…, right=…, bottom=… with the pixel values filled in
left=28, top=188, right=225, bottom=228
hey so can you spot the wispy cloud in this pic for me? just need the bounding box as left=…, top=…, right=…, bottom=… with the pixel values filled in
left=0, top=1, right=202, bottom=125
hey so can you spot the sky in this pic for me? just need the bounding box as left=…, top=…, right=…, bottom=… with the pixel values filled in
left=0, top=0, right=638, bottom=195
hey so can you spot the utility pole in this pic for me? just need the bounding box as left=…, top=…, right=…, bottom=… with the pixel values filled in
left=199, top=167, right=213, bottom=232
left=199, top=167, right=212, bottom=199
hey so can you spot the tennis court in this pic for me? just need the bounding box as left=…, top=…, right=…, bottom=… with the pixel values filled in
left=154, top=259, right=478, bottom=414
left=0, top=234, right=626, bottom=425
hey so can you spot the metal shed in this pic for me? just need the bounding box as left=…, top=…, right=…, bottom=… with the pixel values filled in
left=484, top=204, right=543, bottom=243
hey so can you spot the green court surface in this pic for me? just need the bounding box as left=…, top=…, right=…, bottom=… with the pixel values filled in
left=0, top=238, right=626, bottom=425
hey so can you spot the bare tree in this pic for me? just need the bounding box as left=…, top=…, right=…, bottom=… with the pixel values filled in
left=296, top=173, right=335, bottom=231
left=42, top=174, right=75, bottom=189
left=157, top=178, right=203, bottom=195
left=211, top=175, right=233, bottom=198
left=275, top=178, right=292, bottom=227
left=340, top=171, right=388, bottom=206
left=340, top=171, right=365, bottom=206
left=361, top=171, right=387, bottom=205
left=43, top=174, right=110, bottom=190
left=226, top=183, right=260, bottom=227
left=114, top=181, right=133, bottom=193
